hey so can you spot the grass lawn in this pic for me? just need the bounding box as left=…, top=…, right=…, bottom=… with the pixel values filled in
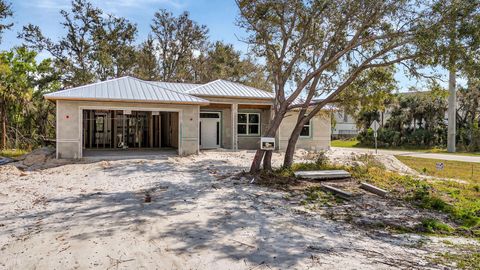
left=331, top=139, right=480, bottom=156
left=396, top=156, right=480, bottom=184
left=331, top=139, right=360, bottom=147
left=0, top=149, right=28, bottom=158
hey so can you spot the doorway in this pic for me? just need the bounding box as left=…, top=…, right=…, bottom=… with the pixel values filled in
left=200, top=112, right=221, bottom=149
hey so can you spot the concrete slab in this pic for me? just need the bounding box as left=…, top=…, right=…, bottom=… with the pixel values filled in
left=83, top=149, right=177, bottom=161
left=294, top=170, right=351, bottom=180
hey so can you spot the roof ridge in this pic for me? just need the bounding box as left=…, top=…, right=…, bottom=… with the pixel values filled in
left=124, top=77, right=208, bottom=102
left=186, top=79, right=221, bottom=93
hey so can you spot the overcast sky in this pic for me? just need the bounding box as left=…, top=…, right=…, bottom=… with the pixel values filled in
left=1, top=0, right=451, bottom=91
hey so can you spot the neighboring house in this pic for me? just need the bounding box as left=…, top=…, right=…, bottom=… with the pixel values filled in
left=45, top=76, right=331, bottom=158
left=331, top=110, right=359, bottom=139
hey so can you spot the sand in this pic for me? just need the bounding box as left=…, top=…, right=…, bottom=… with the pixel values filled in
left=0, top=150, right=474, bottom=269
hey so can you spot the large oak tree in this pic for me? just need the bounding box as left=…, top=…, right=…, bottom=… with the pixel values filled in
left=237, top=0, right=423, bottom=171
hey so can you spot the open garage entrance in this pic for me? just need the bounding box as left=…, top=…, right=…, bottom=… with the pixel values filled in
left=82, top=109, right=179, bottom=155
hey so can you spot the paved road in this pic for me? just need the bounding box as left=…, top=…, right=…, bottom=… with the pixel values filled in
left=332, top=147, right=480, bottom=163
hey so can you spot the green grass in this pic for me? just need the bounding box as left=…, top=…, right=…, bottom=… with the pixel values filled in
left=352, top=165, right=480, bottom=231
left=0, top=149, right=28, bottom=158
left=396, top=156, right=480, bottom=184
left=331, top=139, right=480, bottom=156
left=431, top=243, right=480, bottom=270
left=331, top=139, right=360, bottom=148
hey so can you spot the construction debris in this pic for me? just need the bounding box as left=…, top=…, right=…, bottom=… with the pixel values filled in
left=360, top=182, right=388, bottom=197
left=294, top=170, right=351, bottom=180
left=0, top=157, right=13, bottom=165
left=320, top=184, right=352, bottom=200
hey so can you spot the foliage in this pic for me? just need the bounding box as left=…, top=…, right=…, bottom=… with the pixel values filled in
left=20, top=0, right=137, bottom=87
left=457, top=79, right=480, bottom=151
left=150, top=8, right=208, bottom=82
left=337, top=67, right=397, bottom=125
left=0, top=0, right=12, bottom=43
left=0, top=47, right=60, bottom=149
left=0, top=148, right=27, bottom=158
left=237, top=0, right=424, bottom=170
left=419, top=218, right=454, bottom=234
left=358, top=86, right=449, bottom=148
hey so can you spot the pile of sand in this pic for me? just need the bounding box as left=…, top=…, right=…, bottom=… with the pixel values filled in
left=325, top=148, right=418, bottom=175
left=0, top=164, right=22, bottom=178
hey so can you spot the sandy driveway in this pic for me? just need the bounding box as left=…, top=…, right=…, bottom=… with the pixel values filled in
left=0, top=151, right=468, bottom=269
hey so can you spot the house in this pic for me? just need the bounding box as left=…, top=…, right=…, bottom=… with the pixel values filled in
left=331, top=110, right=359, bottom=139
left=44, top=76, right=331, bottom=158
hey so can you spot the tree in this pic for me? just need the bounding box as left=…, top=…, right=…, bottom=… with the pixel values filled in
left=20, top=0, right=137, bottom=87
left=134, top=36, right=160, bottom=80
left=92, top=14, right=137, bottom=80
left=0, top=47, right=58, bottom=149
left=151, top=9, right=208, bottom=82
left=0, top=0, right=12, bottom=43
left=195, top=41, right=270, bottom=89
left=416, top=0, right=480, bottom=152
left=336, top=67, right=397, bottom=126
left=358, top=87, right=448, bottom=148
left=237, top=0, right=421, bottom=171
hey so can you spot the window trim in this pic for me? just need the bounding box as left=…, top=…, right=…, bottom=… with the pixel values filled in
left=300, top=119, right=312, bottom=138
left=237, top=112, right=261, bottom=136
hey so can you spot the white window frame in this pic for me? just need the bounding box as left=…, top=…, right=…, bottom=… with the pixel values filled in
left=300, top=119, right=312, bottom=138
left=237, top=112, right=261, bottom=136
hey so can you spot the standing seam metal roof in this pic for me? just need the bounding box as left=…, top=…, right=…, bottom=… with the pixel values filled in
left=44, top=76, right=209, bottom=104
left=186, top=79, right=274, bottom=99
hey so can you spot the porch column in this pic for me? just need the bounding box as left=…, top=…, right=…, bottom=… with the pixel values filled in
left=231, top=103, right=238, bottom=150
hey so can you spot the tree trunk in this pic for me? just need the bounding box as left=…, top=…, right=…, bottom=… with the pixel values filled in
left=263, top=150, right=272, bottom=171
left=447, top=66, right=456, bottom=152
left=1, top=107, right=7, bottom=149
left=249, top=104, right=287, bottom=173
left=283, top=118, right=306, bottom=168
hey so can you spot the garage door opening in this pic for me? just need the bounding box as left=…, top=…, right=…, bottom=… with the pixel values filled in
left=82, top=110, right=179, bottom=155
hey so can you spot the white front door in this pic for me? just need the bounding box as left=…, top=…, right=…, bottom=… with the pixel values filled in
left=200, top=112, right=221, bottom=149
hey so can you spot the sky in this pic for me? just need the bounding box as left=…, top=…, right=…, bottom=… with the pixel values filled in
left=1, top=0, right=452, bottom=92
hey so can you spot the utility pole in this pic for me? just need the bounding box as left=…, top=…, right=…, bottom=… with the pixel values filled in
left=447, top=67, right=456, bottom=152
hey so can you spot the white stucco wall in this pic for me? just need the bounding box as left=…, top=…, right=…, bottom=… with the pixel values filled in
left=55, top=100, right=200, bottom=158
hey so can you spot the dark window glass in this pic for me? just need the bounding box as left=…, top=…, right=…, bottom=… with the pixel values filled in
left=238, top=114, right=247, bottom=123
left=200, top=113, right=220, bottom=118
left=248, top=124, right=259, bottom=135
left=238, top=124, right=247, bottom=134
left=248, top=114, right=259, bottom=123
left=216, top=122, right=220, bottom=145
left=300, top=121, right=310, bottom=137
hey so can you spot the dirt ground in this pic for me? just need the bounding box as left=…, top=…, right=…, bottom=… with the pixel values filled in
left=0, top=150, right=477, bottom=269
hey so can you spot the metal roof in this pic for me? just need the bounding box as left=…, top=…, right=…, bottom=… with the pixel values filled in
left=44, top=76, right=209, bottom=105
left=186, top=79, right=274, bottom=99
left=148, top=81, right=199, bottom=92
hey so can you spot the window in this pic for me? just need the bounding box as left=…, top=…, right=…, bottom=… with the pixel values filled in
left=238, top=113, right=260, bottom=135
left=300, top=120, right=312, bottom=137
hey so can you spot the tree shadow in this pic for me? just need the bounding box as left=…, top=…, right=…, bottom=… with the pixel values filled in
left=0, top=154, right=433, bottom=269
